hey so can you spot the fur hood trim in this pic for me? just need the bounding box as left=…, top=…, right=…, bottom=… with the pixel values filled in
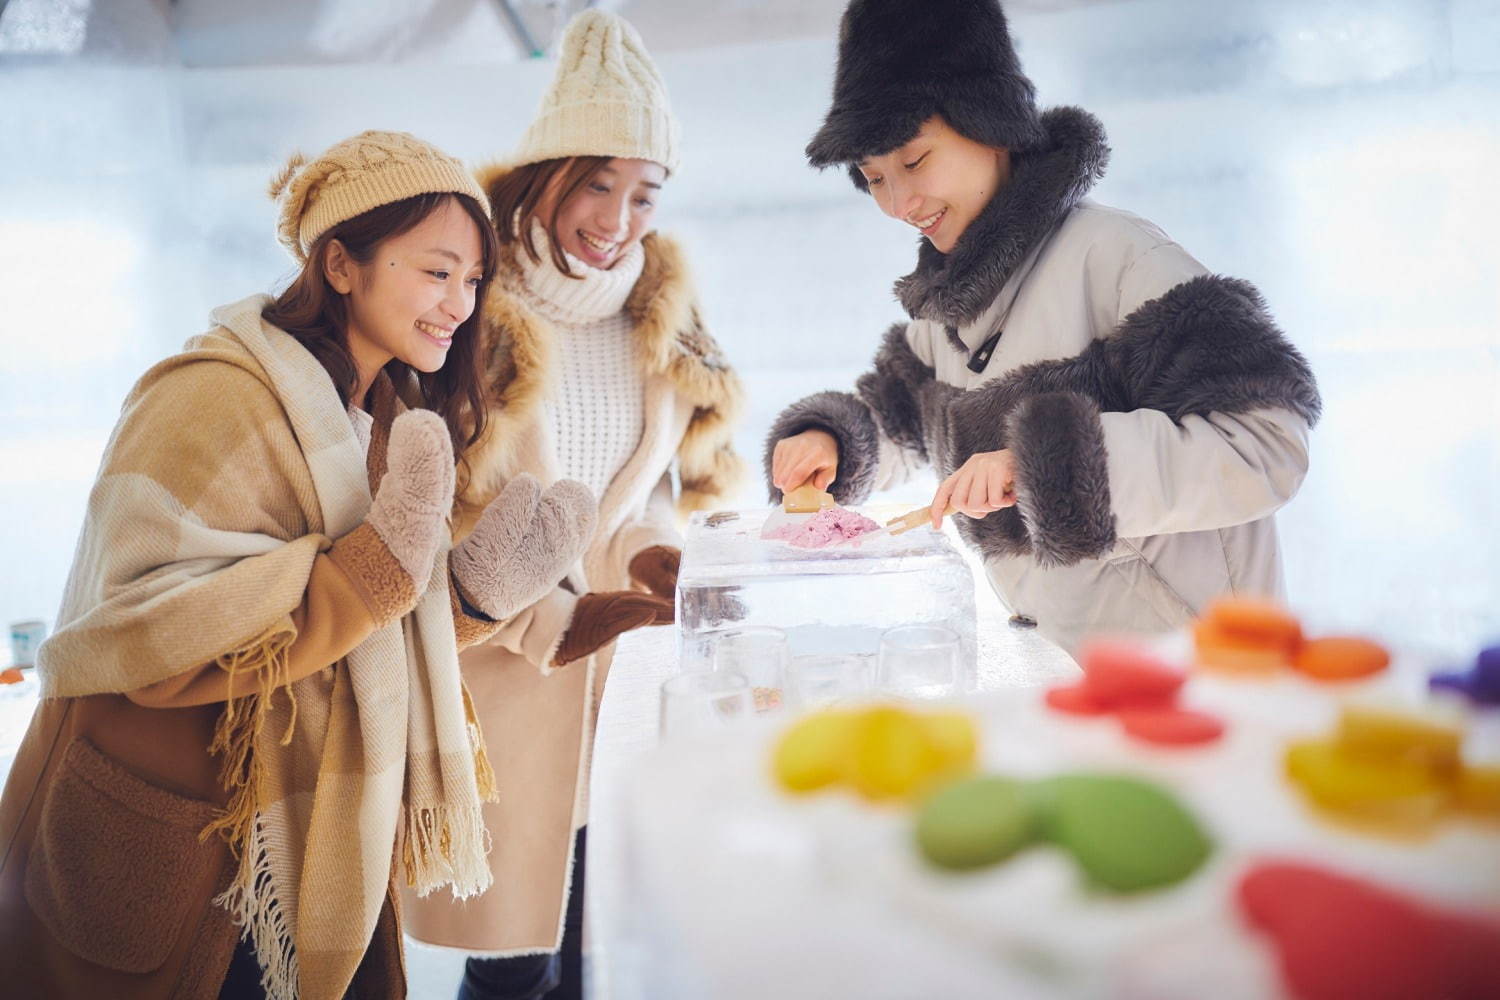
left=895, top=105, right=1110, bottom=330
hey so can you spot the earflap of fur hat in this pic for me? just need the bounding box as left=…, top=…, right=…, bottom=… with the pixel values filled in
left=807, top=0, right=1045, bottom=185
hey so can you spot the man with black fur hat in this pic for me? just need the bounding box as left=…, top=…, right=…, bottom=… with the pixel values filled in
left=768, top=0, right=1321, bottom=654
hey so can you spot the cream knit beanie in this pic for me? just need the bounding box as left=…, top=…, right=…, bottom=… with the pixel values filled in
left=269, top=130, right=490, bottom=263
left=509, top=10, right=680, bottom=173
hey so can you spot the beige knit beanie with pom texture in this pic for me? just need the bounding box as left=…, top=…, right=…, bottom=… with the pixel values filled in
left=269, top=130, right=490, bottom=263
left=509, top=10, right=680, bottom=173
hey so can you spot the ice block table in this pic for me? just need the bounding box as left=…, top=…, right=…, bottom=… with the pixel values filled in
left=675, top=506, right=981, bottom=682
left=583, top=574, right=1080, bottom=1000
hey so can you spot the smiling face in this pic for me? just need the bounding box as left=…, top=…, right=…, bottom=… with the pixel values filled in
left=538, top=157, right=666, bottom=270
left=324, top=195, right=485, bottom=397
left=856, top=116, right=1011, bottom=253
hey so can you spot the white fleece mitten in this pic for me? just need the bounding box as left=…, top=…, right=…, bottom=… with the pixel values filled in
left=365, top=410, right=456, bottom=588
left=450, top=474, right=597, bottom=620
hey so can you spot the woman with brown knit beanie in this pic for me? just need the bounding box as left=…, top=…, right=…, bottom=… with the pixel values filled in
left=400, top=12, right=745, bottom=1000
left=0, top=130, right=594, bottom=1000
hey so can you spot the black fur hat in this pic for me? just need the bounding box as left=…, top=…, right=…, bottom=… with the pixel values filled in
left=806, top=0, right=1045, bottom=190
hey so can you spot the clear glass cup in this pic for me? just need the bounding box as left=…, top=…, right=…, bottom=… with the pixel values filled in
left=786, top=654, right=872, bottom=709
left=713, top=626, right=790, bottom=713
left=876, top=624, right=961, bottom=699
left=659, top=669, right=754, bottom=740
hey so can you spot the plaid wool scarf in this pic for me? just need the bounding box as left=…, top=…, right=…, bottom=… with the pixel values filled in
left=38, top=294, right=495, bottom=999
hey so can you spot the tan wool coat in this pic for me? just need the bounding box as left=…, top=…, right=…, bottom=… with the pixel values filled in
left=402, top=229, right=744, bottom=955
left=0, top=303, right=505, bottom=999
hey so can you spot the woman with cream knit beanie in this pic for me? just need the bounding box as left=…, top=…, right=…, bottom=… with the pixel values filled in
left=401, top=12, right=744, bottom=1000
left=0, top=129, right=594, bottom=1000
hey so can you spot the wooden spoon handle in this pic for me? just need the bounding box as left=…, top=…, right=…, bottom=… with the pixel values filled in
left=885, top=504, right=956, bottom=535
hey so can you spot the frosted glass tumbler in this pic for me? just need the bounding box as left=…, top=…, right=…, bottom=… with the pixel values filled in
left=713, top=626, right=789, bottom=713
left=659, top=670, right=754, bottom=740
left=877, top=625, right=960, bottom=699
left=786, top=654, right=871, bottom=709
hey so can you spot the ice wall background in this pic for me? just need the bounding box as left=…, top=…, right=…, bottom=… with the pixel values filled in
left=2, top=0, right=1498, bottom=669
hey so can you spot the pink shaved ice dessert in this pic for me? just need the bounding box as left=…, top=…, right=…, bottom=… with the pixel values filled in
left=765, top=507, right=881, bottom=549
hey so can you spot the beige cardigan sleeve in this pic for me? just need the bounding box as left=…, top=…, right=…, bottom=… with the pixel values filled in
left=608, top=472, right=682, bottom=575
left=479, top=586, right=579, bottom=676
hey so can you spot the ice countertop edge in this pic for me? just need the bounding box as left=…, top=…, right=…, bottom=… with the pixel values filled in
left=680, top=506, right=970, bottom=580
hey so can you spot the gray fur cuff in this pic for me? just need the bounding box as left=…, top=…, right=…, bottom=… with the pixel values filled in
left=1008, top=392, right=1116, bottom=567
left=763, top=391, right=881, bottom=505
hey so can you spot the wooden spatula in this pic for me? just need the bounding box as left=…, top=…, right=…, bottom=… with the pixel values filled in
left=760, top=484, right=837, bottom=539
left=877, top=503, right=957, bottom=537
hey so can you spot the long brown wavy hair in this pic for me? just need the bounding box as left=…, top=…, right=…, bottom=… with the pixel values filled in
left=483, top=156, right=612, bottom=279
left=262, top=192, right=500, bottom=493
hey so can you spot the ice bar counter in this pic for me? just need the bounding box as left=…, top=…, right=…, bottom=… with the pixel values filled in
left=675, top=507, right=977, bottom=684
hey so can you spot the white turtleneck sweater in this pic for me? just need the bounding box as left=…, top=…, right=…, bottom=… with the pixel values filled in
left=515, top=223, right=648, bottom=500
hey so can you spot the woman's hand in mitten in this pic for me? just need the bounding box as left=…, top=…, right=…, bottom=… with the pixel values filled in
left=365, top=410, right=456, bottom=590
left=450, top=474, right=598, bottom=621
left=552, top=591, right=674, bottom=667
left=628, top=545, right=680, bottom=600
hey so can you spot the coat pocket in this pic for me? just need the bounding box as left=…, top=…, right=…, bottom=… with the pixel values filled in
left=24, top=737, right=221, bottom=974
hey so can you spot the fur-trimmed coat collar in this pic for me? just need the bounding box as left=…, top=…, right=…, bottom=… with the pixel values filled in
left=459, top=226, right=745, bottom=522
left=896, top=105, right=1110, bottom=331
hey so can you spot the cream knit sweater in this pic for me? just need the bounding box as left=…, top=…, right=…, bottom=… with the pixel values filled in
left=516, top=225, right=647, bottom=499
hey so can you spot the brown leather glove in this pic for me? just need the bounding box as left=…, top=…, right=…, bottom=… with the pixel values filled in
left=553, top=591, right=675, bottom=667
left=628, top=545, right=680, bottom=599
